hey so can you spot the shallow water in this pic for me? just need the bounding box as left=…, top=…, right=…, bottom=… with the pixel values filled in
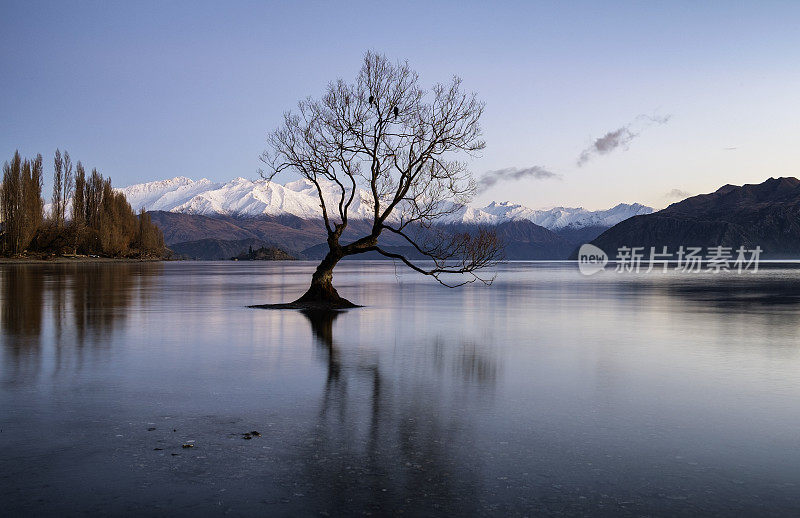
left=2, top=261, right=800, bottom=516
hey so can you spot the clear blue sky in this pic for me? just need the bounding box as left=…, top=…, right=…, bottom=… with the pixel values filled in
left=2, top=0, right=799, bottom=209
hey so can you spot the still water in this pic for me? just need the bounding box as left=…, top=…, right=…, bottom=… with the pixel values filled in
left=2, top=261, right=800, bottom=516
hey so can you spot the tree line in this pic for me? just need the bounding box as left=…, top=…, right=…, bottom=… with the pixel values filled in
left=1, top=149, right=165, bottom=258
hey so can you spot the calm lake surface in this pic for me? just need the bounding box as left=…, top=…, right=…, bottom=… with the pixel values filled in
left=2, top=261, right=800, bottom=516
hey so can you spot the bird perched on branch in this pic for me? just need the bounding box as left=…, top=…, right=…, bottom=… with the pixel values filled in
left=368, top=95, right=374, bottom=104
left=393, top=106, right=399, bottom=119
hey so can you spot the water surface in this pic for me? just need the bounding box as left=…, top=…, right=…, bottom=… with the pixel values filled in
left=2, top=261, right=800, bottom=516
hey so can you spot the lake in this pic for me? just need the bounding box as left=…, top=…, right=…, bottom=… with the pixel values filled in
left=2, top=261, right=800, bottom=516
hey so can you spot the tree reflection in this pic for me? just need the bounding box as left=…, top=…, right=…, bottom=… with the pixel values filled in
left=1, top=265, right=45, bottom=378
left=0, top=263, right=161, bottom=380
left=296, top=309, right=492, bottom=516
left=431, top=336, right=499, bottom=387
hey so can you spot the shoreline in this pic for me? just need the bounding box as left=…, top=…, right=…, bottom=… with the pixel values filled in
left=0, top=256, right=167, bottom=264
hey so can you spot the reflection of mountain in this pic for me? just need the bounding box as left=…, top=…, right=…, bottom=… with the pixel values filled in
left=292, top=309, right=498, bottom=515
left=585, top=177, right=800, bottom=258
left=0, top=264, right=162, bottom=378
left=655, top=270, right=800, bottom=308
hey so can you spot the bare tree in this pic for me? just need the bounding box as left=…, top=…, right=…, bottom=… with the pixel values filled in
left=1, top=151, right=43, bottom=255
left=85, top=168, right=103, bottom=229
left=63, top=150, right=73, bottom=223
left=261, top=52, right=502, bottom=307
left=72, top=161, right=86, bottom=252
left=22, top=154, right=44, bottom=247
left=52, top=149, right=73, bottom=227
left=3, top=150, right=162, bottom=258
left=1, top=152, right=23, bottom=254
left=52, top=149, right=64, bottom=226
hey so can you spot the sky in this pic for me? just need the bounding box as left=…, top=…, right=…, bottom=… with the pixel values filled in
left=1, top=0, right=799, bottom=210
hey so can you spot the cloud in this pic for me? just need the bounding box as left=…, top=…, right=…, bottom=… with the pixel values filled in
left=577, top=114, right=671, bottom=167
left=476, top=166, right=559, bottom=192
left=665, top=188, right=692, bottom=199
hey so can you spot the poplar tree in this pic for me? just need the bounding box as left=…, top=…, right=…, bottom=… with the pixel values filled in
left=1, top=152, right=23, bottom=253
left=72, top=161, right=86, bottom=252
left=22, top=154, right=44, bottom=248
left=0, top=151, right=43, bottom=254
left=52, top=149, right=64, bottom=226
left=62, top=150, right=73, bottom=223
left=52, top=149, right=74, bottom=226
left=3, top=150, right=164, bottom=258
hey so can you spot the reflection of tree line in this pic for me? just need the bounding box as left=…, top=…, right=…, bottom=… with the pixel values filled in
left=1, top=264, right=162, bottom=376
left=293, top=310, right=498, bottom=515
left=431, top=336, right=499, bottom=387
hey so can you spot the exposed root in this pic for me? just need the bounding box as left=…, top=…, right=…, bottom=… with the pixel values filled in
left=249, top=284, right=360, bottom=310
left=248, top=299, right=360, bottom=310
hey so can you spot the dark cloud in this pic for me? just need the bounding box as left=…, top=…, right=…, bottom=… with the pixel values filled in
left=577, top=114, right=671, bottom=167
left=477, top=166, right=559, bottom=192
left=665, top=188, right=692, bottom=198
left=577, top=127, right=635, bottom=166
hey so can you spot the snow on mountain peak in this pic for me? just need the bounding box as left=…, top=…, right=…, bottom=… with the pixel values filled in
left=119, top=176, right=653, bottom=230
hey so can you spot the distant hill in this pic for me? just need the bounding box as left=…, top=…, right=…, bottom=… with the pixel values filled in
left=447, top=220, right=576, bottom=260
left=149, top=211, right=328, bottom=252
left=583, top=177, right=800, bottom=258
left=169, top=238, right=276, bottom=260
left=231, top=245, right=295, bottom=261
left=153, top=211, right=612, bottom=261
left=552, top=225, right=612, bottom=247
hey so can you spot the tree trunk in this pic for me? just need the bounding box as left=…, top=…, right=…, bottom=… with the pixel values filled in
left=293, top=248, right=357, bottom=308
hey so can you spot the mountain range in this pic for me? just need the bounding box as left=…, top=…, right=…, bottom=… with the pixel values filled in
left=117, top=176, right=800, bottom=261
left=119, top=176, right=652, bottom=260
left=121, top=176, right=653, bottom=229
left=585, top=177, right=800, bottom=259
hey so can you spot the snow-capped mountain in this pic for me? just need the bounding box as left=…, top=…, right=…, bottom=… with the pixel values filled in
left=121, top=176, right=378, bottom=220
left=438, top=201, right=652, bottom=229
left=119, top=176, right=652, bottom=230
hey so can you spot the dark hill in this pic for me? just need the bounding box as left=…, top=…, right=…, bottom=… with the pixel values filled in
left=232, top=245, right=295, bottom=261
left=478, top=220, right=573, bottom=259
left=151, top=211, right=596, bottom=261
left=148, top=211, right=327, bottom=252
left=169, top=238, right=281, bottom=260
left=582, top=177, right=800, bottom=258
